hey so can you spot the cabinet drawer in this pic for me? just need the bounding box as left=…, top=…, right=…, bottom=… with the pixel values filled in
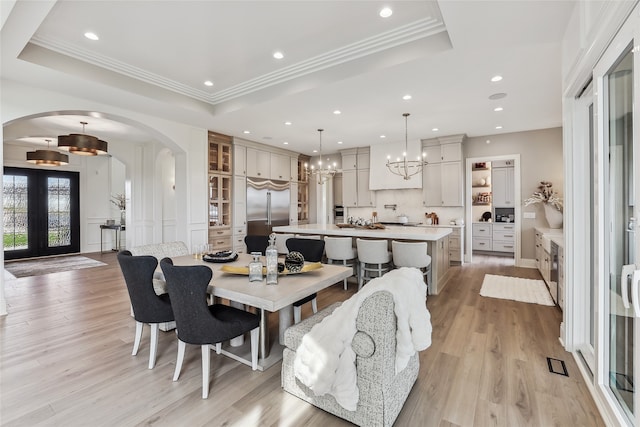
left=210, top=236, right=232, bottom=249
left=233, top=226, right=246, bottom=235
left=472, top=223, right=492, bottom=237
left=209, top=227, right=232, bottom=238
left=492, top=240, right=515, bottom=253
left=449, top=250, right=462, bottom=262
left=492, top=223, right=515, bottom=232
left=473, top=238, right=492, bottom=251
left=493, top=230, right=515, bottom=242
left=232, top=235, right=247, bottom=253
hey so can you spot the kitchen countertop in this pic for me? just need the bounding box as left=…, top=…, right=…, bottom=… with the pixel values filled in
left=273, top=223, right=452, bottom=241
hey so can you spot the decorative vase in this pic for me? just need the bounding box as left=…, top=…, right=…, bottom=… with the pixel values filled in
left=543, top=203, right=563, bottom=229
left=120, top=210, right=126, bottom=226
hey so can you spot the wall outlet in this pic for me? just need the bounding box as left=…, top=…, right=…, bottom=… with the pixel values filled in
left=523, top=212, right=536, bottom=219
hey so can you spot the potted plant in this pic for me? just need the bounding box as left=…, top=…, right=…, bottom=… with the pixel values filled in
left=524, top=181, right=563, bottom=228
left=111, top=193, right=127, bottom=226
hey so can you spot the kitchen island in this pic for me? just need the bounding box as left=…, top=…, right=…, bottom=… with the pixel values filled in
left=272, top=223, right=453, bottom=294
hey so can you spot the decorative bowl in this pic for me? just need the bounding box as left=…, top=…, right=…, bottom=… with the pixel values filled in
left=284, top=251, right=305, bottom=273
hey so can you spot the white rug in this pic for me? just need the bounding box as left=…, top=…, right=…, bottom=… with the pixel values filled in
left=4, top=256, right=107, bottom=278
left=480, top=274, right=554, bottom=306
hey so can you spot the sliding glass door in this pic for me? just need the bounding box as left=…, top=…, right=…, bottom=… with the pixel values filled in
left=3, top=167, right=80, bottom=259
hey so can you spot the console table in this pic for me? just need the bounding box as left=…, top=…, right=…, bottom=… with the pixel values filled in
left=100, top=224, right=125, bottom=253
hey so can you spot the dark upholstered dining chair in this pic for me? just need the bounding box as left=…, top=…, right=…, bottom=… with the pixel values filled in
left=160, top=258, right=260, bottom=399
left=244, top=235, right=270, bottom=255
left=117, top=250, right=174, bottom=369
left=286, top=238, right=326, bottom=323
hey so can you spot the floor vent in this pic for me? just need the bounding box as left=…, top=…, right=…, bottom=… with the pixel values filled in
left=547, top=357, right=568, bottom=377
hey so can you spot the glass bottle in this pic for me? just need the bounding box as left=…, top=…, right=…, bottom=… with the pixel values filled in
left=248, top=252, right=263, bottom=283
left=266, top=233, right=278, bottom=285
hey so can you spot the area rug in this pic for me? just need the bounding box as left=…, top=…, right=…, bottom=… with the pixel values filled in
left=480, top=274, right=554, bottom=306
left=4, top=256, right=107, bottom=278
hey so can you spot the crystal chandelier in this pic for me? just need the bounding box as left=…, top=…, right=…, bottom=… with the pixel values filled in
left=305, top=129, right=336, bottom=185
left=386, top=113, right=426, bottom=180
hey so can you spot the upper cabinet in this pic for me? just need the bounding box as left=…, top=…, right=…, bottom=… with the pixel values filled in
left=340, top=148, right=375, bottom=207
left=246, top=147, right=271, bottom=178
left=270, top=153, right=291, bottom=181
left=233, top=145, right=246, bottom=176
left=492, top=160, right=515, bottom=207
left=208, top=131, right=232, bottom=174
left=422, top=135, right=465, bottom=207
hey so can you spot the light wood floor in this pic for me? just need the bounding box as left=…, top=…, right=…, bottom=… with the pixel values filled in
left=0, top=252, right=604, bottom=426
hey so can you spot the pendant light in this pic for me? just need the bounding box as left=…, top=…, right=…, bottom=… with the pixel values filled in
left=304, top=129, right=336, bottom=185
left=26, top=139, right=69, bottom=166
left=386, top=113, right=426, bottom=180
left=57, top=121, right=108, bottom=156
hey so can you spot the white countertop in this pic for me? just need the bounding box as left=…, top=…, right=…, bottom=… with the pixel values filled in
left=273, top=223, right=452, bottom=241
left=416, top=224, right=465, bottom=229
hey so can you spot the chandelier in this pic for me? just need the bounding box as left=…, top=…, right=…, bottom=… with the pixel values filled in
left=57, top=121, right=108, bottom=156
left=386, top=113, right=426, bottom=180
left=26, top=139, right=69, bottom=167
left=305, top=129, right=336, bottom=185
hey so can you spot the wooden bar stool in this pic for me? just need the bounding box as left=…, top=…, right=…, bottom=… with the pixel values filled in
left=391, top=241, right=432, bottom=291
left=356, top=238, right=392, bottom=290
left=324, top=236, right=358, bottom=290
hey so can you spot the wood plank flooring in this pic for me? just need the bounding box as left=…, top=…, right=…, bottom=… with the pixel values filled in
left=0, top=252, right=604, bottom=426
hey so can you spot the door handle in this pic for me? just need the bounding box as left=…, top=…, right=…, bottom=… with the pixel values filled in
left=621, top=264, right=635, bottom=309
left=632, top=270, right=640, bottom=318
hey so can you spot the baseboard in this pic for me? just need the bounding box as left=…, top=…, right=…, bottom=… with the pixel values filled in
left=518, top=258, right=537, bottom=269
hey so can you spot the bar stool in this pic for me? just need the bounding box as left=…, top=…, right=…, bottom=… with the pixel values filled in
left=356, top=238, right=392, bottom=290
left=391, top=241, right=432, bottom=291
left=275, top=233, right=294, bottom=255
left=324, top=236, right=358, bottom=290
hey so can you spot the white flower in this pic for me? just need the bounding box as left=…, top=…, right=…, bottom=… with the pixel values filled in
left=524, top=181, right=563, bottom=211
left=110, top=193, right=126, bottom=210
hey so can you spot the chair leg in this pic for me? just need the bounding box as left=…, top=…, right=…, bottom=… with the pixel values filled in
left=311, top=298, right=317, bottom=314
left=358, top=262, right=364, bottom=290
left=215, top=343, right=222, bottom=354
left=201, top=345, right=210, bottom=399
left=250, top=326, right=259, bottom=371
left=173, top=340, right=186, bottom=381
left=132, top=321, right=143, bottom=356
left=149, top=323, right=159, bottom=369
left=342, top=260, right=348, bottom=290
left=294, top=306, right=302, bottom=324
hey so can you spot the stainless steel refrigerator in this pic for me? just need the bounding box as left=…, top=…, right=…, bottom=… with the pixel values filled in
left=246, top=178, right=290, bottom=236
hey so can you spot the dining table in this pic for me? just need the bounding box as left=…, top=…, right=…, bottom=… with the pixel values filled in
left=168, top=253, right=352, bottom=371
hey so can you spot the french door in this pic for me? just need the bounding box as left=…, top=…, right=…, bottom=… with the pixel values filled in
left=3, top=167, right=80, bottom=260
left=594, top=8, right=640, bottom=424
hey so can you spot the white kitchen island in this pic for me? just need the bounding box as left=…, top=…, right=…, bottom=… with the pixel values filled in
left=272, top=223, right=453, bottom=294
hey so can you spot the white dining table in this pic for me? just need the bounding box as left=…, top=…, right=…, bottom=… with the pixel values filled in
left=169, top=254, right=352, bottom=370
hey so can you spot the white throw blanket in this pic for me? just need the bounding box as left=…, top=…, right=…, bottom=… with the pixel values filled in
left=293, top=267, right=432, bottom=411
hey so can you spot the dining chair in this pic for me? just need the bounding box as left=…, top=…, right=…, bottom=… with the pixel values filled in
left=160, top=258, right=260, bottom=399
left=286, top=238, right=326, bottom=323
left=117, top=250, right=175, bottom=369
left=244, top=235, right=269, bottom=255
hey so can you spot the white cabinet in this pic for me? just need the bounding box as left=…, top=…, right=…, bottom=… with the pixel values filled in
left=232, top=176, right=247, bottom=253
left=492, top=165, right=514, bottom=207
left=422, top=137, right=464, bottom=207
left=270, top=153, right=291, bottom=181
left=448, top=227, right=464, bottom=264
left=472, top=223, right=492, bottom=251
left=290, top=157, right=298, bottom=182
left=289, top=181, right=299, bottom=225
left=340, top=148, right=375, bottom=207
left=246, top=147, right=270, bottom=178
left=234, top=145, right=246, bottom=176
left=492, top=223, right=515, bottom=253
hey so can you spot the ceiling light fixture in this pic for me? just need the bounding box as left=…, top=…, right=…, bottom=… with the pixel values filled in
left=495, top=125, right=503, bottom=129
left=386, top=113, right=426, bottom=181
left=243, top=130, right=251, bottom=134
left=379, top=7, right=393, bottom=18
left=26, top=139, right=69, bottom=167
left=84, top=32, right=99, bottom=41
left=432, top=127, right=439, bottom=132
left=273, top=51, right=284, bottom=59
left=491, top=75, right=503, bottom=82
left=57, top=121, right=107, bottom=156
left=402, top=94, right=412, bottom=100
left=283, top=141, right=289, bottom=145
left=380, top=135, right=386, bottom=138
left=305, top=129, right=336, bottom=185
left=333, top=110, right=341, bottom=115
left=284, top=121, right=292, bottom=126
left=494, top=107, right=503, bottom=112
left=204, top=80, right=214, bottom=87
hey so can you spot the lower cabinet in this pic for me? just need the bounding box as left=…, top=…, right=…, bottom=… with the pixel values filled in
left=491, top=223, right=515, bottom=253
left=209, top=227, right=232, bottom=251
left=448, top=227, right=464, bottom=265
left=472, top=223, right=492, bottom=251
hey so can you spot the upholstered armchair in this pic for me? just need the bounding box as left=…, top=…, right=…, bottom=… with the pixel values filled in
left=282, top=291, right=420, bottom=427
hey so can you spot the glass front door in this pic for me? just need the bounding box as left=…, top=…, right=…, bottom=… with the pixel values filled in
left=3, top=167, right=80, bottom=259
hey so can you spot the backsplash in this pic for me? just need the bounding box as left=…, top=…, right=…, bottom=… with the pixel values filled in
left=344, top=188, right=464, bottom=225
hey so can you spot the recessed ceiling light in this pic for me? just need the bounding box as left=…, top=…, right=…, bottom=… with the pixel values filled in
left=337, top=141, right=343, bottom=144
left=402, top=94, right=412, bottom=100
left=273, top=51, right=284, bottom=59
left=489, top=93, right=507, bottom=100
left=84, top=32, right=99, bottom=41
left=333, top=110, right=341, bottom=115
left=380, top=135, right=386, bottom=139
left=491, top=75, right=503, bottom=82
left=432, top=128, right=439, bottom=132
left=379, top=7, right=393, bottom=18
left=243, top=130, right=251, bottom=134
left=495, top=126, right=503, bottom=129
left=284, top=121, right=292, bottom=126
left=486, top=139, right=491, bottom=144
left=204, top=80, right=214, bottom=87
left=283, top=141, right=289, bottom=145
left=494, top=107, right=503, bottom=112
left=312, top=149, right=318, bottom=153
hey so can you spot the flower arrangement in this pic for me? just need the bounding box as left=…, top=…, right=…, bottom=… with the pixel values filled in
left=524, top=181, right=563, bottom=211
left=110, top=193, right=126, bottom=210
